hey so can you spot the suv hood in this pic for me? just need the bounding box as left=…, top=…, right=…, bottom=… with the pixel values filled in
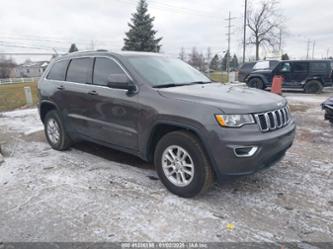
left=158, top=83, right=287, bottom=114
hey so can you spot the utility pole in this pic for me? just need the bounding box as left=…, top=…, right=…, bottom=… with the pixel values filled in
left=312, top=40, right=316, bottom=59
left=225, top=12, right=236, bottom=75
left=242, top=0, right=248, bottom=64
left=306, top=40, right=311, bottom=59
left=206, top=47, right=212, bottom=77
left=279, top=28, right=283, bottom=55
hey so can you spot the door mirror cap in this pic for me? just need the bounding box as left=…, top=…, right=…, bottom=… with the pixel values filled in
left=107, top=74, right=136, bottom=92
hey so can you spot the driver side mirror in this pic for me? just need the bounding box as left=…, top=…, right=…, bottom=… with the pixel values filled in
left=107, top=74, right=136, bottom=92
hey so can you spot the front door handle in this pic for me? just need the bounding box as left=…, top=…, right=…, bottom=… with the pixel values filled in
left=88, top=90, right=98, bottom=96
left=57, top=85, right=64, bottom=90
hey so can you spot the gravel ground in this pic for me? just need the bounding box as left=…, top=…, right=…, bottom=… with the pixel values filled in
left=0, top=91, right=332, bottom=243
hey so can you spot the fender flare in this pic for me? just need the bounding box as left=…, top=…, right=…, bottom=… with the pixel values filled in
left=39, top=100, right=60, bottom=122
left=246, top=74, right=269, bottom=85
left=144, top=119, right=221, bottom=179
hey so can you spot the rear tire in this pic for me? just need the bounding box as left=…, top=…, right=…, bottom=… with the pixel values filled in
left=304, top=80, right=323, bottom=94
left=44, top=110, right=72, bottom=151
left=154, top=131, right=213, bottom=198
left=247, top=78, right=265, bottom=89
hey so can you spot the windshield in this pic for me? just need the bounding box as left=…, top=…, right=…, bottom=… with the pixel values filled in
left=127, top=56, right=211, bottom=87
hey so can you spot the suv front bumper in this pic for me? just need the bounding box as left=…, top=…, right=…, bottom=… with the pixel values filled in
left=205, top=120, right=296, bottom=179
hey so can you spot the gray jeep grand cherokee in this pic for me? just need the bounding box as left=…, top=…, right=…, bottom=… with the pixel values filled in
left=38, top=51, right=296, bottom=197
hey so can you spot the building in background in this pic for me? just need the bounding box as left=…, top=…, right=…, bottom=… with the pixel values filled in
left=11, top=60, right=49, bottom=78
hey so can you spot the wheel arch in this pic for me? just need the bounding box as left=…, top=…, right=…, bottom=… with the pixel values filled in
left=39, top=100, right=59, bottom=123
left=305, top=76, right=324, bottom=85
left=145, top=121, right=218, bottom=177
left=246, top=75, right=267, bottom=85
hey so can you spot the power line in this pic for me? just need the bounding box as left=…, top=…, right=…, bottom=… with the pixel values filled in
left=306, top=39, right=311, bottom=59
left=242, top=1, right=248, bottom=62
left=225, top=12, right=236, bottom=74
left=312, top=40, right=316, bottom=59
left=117, top=0, right=222, bottom=20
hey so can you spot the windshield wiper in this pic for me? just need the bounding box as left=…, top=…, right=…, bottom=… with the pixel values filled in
left=187, top=81, right=213, bottom=85
left=153, top=81, right=213, bottom=89
left=153, top=83, right=187, bottom=88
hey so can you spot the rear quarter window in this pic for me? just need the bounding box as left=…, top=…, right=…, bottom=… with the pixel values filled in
left=46, top=60, right=69, bottom=81
left=253, top=61, right=270, bottom=70
left=310, top=62, right=328, bottom=72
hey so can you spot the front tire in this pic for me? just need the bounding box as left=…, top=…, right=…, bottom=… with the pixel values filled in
left=247, top=78, right=265, bottom=89
left=44, top=110, right=72, bottom=151
left=154, top=131, right=213, bottom=198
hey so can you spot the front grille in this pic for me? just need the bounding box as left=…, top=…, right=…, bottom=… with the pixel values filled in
left=254, top=106, right=290, bottom=132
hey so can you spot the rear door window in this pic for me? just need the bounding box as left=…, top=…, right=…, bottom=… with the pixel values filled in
left=47, top=60, right=69, bottom=81
left=93, top=57, right=126, bottom=86
left=66, top=58, right=93, bottom=84
left=293, top=62, right=308, bottom=72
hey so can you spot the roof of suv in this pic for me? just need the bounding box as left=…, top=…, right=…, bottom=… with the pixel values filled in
left=279, top=60, right=331, bottom=63
left=55, top=50, right=165, bottom=61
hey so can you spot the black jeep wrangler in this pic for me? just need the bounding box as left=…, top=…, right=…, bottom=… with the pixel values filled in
left=246, top=60, right=333, bottom=93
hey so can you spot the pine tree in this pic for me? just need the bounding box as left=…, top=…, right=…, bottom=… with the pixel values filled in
left=123, top=0, right=162, bottom=52
left=230, top=54, right=239, bottom=70
left=281, top=53, right=290, bottom=60
left=221, top=51, right=231, bottom=71
left=209, top=54, right=220, bottom=71
left=68, top=43, right=79, bottom=53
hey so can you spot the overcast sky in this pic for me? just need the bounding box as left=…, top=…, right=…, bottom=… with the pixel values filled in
left=0, top=0, right=332, bottom=62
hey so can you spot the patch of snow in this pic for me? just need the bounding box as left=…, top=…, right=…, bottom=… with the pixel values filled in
left=0, top=108, right=43, bottom=134
left=286, top=95, right=326, bottom=104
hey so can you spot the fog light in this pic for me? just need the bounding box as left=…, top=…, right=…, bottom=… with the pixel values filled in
left=233, top=146, right=258, bottom=158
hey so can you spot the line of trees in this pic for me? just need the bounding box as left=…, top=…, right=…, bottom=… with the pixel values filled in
left=178, top=48, right=239, bottom=72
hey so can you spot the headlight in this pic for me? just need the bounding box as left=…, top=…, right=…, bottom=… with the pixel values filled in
left=215, top=114, right=255, bottom=128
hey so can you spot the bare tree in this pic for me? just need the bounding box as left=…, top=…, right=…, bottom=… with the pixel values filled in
left=247, top=0, right=281, bottom=60
left=188, top=47, right=205, bottom=72
left=0, top=56, right=16, bottom=79
left=178, top=47, right=186, bottom=61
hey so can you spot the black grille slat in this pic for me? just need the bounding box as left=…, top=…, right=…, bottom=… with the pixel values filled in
left=258, top=115, right=268, bottom=130
left=255, top=107, right=290, bottom=132
left=275, top=111, right=282, bottom=127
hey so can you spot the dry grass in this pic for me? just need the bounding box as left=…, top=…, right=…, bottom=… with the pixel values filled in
left=0, top=82, right=38, bottom=112
left=209, top=71, right=229, bottom=83
left=289, top=104, right=310, bottom=113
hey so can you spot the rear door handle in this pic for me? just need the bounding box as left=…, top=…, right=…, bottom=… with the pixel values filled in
left=57, top=85, right=64, bottom=90
left=88, top=90, right=98, bottom=96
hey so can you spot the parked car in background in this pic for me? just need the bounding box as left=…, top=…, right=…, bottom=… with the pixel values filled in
left=322, top=97, right=333, bottom=124
left=238, top=62, right=256, bottom=82
left=38, top=51, right=296, bottom=198
left=246, top=60, right=333, bottom=93
left=238, top=60, right=279, bottom=82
